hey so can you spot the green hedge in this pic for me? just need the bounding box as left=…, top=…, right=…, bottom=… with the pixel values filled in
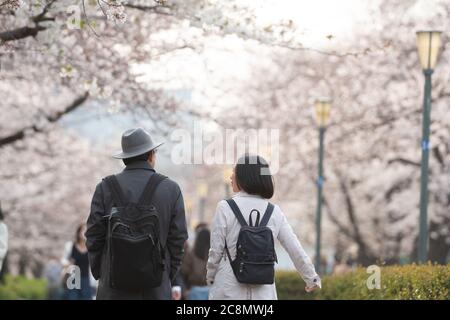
left=1, top=265, right=449, bottom=300
left=0, top=275, right=47, bottom=300
left=276, top=264, right=450, bottom=300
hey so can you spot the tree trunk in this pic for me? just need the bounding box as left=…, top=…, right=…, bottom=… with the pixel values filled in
left=428, top=221, right=450, bottom=264
left=336, top=173, right=377, bottom=266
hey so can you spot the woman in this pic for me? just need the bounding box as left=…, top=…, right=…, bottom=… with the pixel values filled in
left=182, top=226, right=211, bottom=300
left=63, top=223, right=93, bottom=300
left=206, top=154, right=321, bottom=300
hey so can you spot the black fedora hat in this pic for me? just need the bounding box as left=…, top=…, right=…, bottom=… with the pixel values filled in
left=113, top=128, right=164, bottom=159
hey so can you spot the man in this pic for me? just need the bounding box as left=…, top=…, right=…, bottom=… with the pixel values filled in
left=85, top=128, right=188, bottom=299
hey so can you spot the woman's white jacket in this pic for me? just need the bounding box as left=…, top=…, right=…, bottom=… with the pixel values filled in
left=207, top=192, right=321, bottom=300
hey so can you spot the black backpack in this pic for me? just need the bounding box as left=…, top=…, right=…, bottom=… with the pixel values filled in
left=224, top=199, right=277, bottom=285
left=104, top=173, right=166, bottom=292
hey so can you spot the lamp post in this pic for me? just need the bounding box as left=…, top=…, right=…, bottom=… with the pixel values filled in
left=223, top=167, right=233, bottom=198
left=314, top=98, right=331, bottom=273
left=196, top=182, right=208, bottom=223
left=416, top=30, right=442, bottom=263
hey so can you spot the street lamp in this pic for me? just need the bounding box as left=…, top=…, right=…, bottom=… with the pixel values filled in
left=223, top=167, right=233, bottom=198
left=314, top=98, right=331, bottom=273
left=196, top=181, right=209, bottom=223
left=416, top=30, right=442, bottom=263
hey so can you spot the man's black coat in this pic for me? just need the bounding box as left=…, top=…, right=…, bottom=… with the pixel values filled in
left=85, top=161, right=188, bottom=299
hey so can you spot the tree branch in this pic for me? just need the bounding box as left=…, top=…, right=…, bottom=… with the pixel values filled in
left=47, top=92, right=90, bottom=122
left=337, top=175, right=363, bottom=243
left=0, top=92, right=89, bottom=148
left=432, top=146, right=444, bottom=167
left=31, top=0, right=56, bottom=23
left=0, top=0, right=55, bottom=42
left=124, top=2, right=173, bottom=16
left=387, top=157, right=421, bottom=167
left=384, top=178, right=412, bottom=202
left=322, top=196, right=355, bottom=240
left=272, top=42, right=380, bottom=58
left=304, top=172, right=356, bottom=240
left=0, top=26, right=47, bottom=42
left=336, top=171, right=375, bottom=264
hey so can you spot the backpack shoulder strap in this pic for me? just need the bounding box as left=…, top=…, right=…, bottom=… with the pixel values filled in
left=138, top=173, right=167, bottom=206
left=225, top=199, right=248, bottom=227
left=259, top=202, right=275, bottom=227
left=104, top=175, right=126, bottom=207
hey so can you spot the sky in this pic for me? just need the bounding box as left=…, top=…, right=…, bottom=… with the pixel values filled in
left=250, top=0, right=370, bottom=46
left=131, top=0, right=372, bottom=116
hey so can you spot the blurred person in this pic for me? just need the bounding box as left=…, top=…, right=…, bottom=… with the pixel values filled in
left=313, top=254, right=328, bottom=275
left=332, top=253, right=352, bottom=276
left=0, top=254, right=8, bottom=284
left=62, top=223, right=93, bottom=300
left=326, top=252, right=335, bottom=274
left=207, top=154, right=321, bottom=300
left=0, top=202, right=8, bottom=283
left=333, top=259, right=352, bottom=276
left=85, top=128, right=188, bottom=300
left=181, top=226, right=210, bottom=300
left=43, top=256, right=64, bottom=300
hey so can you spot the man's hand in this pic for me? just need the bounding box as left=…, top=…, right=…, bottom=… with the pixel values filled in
left=172, top=286, right=182, bottom=300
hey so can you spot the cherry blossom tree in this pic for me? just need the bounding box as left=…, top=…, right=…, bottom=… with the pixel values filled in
left=194, top=0, right=450, bottom=265
left=0, top=0, right=198, bottom=274
left=2, top=0, right=449, bottom=276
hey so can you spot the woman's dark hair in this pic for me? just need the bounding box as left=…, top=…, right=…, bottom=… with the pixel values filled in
left=193, top=228, right=210, bottom=260
left=75, top=223, right=86, bottom=244
left=235, top=154, right=274, bottom=199
left=123, top=150, right=153, bottom=166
